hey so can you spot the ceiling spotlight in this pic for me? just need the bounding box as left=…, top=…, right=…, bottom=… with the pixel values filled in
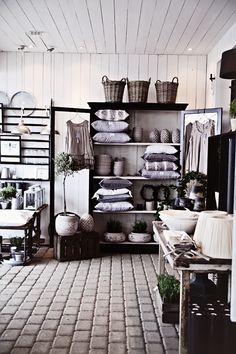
left=47, top=47, right=55, bottom=52
left=187, top=47, right=193, bottom=51
left=18, top=45, right=27, bottom=51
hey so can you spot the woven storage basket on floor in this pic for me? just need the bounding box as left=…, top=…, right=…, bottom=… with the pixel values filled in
left=127, top=78, right=151, bottom=102
left=102, top=75, right=126, bottom=102
left=155, top=77, right=179, bottom=104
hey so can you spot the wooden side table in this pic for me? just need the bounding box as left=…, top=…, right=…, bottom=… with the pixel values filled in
left=54, top=231, right=100, bottom=261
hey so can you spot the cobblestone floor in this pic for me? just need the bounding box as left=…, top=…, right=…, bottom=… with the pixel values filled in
left=0, top=248, right=178, bottom=354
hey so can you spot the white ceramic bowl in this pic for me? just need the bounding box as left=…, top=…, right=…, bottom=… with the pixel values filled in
left=128, top=232, right=151, bottom=243
left=159, top=210, right=199, bottom=234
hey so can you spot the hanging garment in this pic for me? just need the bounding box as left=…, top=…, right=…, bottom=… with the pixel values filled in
left=185, top=120, right=215, bottom=174
left=184, top=122, right=193, bottom=163
left=66, top=120, right=94, bottom=169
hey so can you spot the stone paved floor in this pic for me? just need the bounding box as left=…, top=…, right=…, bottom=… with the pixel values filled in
left=0, top=248, right=178, bottom=354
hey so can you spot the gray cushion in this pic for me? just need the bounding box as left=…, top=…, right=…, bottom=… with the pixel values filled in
left=93, top=132, right=131, bottom=143
left=95, top=201, right=134, bottom=211
left=91, top=120, right=129, bottom=132
left=99, top=178, right=132, bottom=189
left=144, top=161, right=178, bottom=171
left=140, top=168, right=180, bottom=179
left=142, top=153, right=178, bottom=162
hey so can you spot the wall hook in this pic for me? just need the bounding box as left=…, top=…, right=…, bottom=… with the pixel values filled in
left=209, top=74, right=216, bottom=82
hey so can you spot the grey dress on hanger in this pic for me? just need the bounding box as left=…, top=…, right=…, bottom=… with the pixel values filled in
left=66, top=120, right=94, bottom=169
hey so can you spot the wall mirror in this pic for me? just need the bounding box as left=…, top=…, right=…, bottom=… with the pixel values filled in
left=181, top=108, right=222, bottom=175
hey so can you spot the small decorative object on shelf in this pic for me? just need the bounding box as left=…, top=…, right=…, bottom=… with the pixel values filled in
left=127, top=78, right=151, bottom=103
left=0, top=186, right=17, bottom=209
left=155, top=77, right=179, bottom=104
left=171, top=128, right=180, bottom=143
left=113, top=157, right=125, bottom=176
left=160, top=129, right=171, bottom=143
left=23, top=185, right=45, bottom=210
left=128, top=220, right=151, bottom=243
left=79, top=214, right=95, bottom=232
left=132, top=126, right=143, bottom=142
left=104, top=219, right=126, bottom=243
left=149, top=129, right=160, bottom=143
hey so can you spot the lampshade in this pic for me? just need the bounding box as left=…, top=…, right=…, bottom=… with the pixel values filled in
left=193, top=210, right=228, bottom=248
left=201, top=215, right=233, bottom=259
left=220, top=47, right=236, bottom=79
left=11, top=119, right=31, bottom=135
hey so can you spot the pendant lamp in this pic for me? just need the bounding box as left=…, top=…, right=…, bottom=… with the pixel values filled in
left=40, top=106, right=59, bottom=135
left=220, top=47, right=236, bottom=79
left=11, top=108, right=31, bottom=135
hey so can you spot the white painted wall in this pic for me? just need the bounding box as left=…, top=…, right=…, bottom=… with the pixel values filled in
left=206, top=22, right=236, bottom=132
left=0, top=52, right=207, bottom=242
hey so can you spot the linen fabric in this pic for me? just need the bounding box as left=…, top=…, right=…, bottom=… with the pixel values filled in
left=140, top=168, right=180, bottom=179
left=92, top=188, right=132, bottom=199
left=144, top=161, right=178, bottom=171
left=93, top=132, right=131, bottom=143
left=145, top=145, right=178, bottom=154
left=95, top=110, right=129, bottom=121
left=66, top=120, right=94, bottom=169
left=91, top=120, right=129, bottom=132
left=99, top=178, right=132, bottom=189
left=142, top=153, right=178, bottom=162
left=95, top=201, right=134, bottom=211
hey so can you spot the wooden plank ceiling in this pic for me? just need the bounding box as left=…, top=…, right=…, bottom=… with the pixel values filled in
left=0, top=0, right=235, bottom=55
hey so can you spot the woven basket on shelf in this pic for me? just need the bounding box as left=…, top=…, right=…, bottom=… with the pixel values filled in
left=102, top=75, right=126, bottom=102
left=155, top=77, right=179, bottom=104
left=127, top=78, right=151, bottom=103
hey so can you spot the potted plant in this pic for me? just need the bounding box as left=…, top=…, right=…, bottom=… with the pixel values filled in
left=104, top=219, right=126, bottom=243
left=128, top=220, right=151, bottom=243
left=155, top=273, right=180, bottom=323
left=10, top=237, right=24, bottom=262
left=173, top=171, right=207, bottom=210
left=230, top=98, right=236, bottom=131
left=0, top=186, right=17, bottom=209
left=54, top=152, right=80, bottom=236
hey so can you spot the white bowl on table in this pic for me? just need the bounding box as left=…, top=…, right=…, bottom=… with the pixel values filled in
left=159, top=210, right=199, bottom=234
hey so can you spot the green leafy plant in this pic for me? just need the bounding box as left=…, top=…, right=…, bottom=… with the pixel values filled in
left=157, top=273, right=180, bottom=303
left=230, top=99, right=236, bottom=118
left=10, top=237, right=23, bottom=251
left=172, top=171, right=207, bottom=198
left=107, top=219, right=123, bottom=233
left=132, top=220, right=147, bottom=233
left=0, top=186, right=16, bottom=200
left=54, top=152, right=79, bottom=215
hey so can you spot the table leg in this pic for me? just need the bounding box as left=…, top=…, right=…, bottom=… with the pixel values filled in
left=179, top=270, right=190, bottom=354
left=158, top=246, right=165, bottom=275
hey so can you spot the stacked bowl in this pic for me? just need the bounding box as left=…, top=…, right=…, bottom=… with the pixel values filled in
left=159, top=210, right=199, bottom=234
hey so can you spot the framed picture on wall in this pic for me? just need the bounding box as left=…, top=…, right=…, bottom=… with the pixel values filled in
left=0, top=135, right=21, bottom=163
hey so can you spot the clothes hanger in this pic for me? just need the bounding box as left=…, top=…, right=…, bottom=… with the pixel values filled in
left=69, top=113, right=85, bottom=123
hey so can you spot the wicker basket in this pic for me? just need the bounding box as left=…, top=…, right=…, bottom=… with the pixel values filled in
left=102, top=75, right=126, bottom=102
left=155, top=77, right=179, bottom=104
left=127, top=78, right=151, bottom=102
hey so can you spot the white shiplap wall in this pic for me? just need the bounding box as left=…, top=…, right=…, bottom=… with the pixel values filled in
left=0, top=52, right=206, bottom=242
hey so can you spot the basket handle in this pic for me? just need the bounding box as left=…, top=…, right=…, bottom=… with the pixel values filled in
left=121, top=77, right=126, bottom=82
left=155, top=80, right=162, bottom=84
left=148, top=77, right=151, bottom=83
left=172, top=77, right=179, bottom=83
left=102, top=75, right=109, bottom=83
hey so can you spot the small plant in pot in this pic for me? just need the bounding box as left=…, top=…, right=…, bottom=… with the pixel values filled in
left=155, top=273, right=180, bottom=323
left=10, top=237, right=24, bottom=261
left=230, top=98, right=236, bottom=131
left=104, top=219, right=126, bottom=243
left=128, top=220, right=151, bottom=243
left=0, top=186, right=17, bottom=209
left=54, top=152, right=80, bottom=236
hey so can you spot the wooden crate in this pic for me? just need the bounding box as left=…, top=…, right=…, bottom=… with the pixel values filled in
left=54, top=231, right=100, bottom=261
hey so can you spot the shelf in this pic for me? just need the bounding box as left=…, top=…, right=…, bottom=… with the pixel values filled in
left=94, top=142, right=180, bottom=146
left=93, top=210, right=157, bottom=214
left=100, top=241, right=158, bottom=245
left=88, top=102, right=188, bottom=111
left=93, top=175, right=179, bottom=180
left=0, top=178, right=49, bottom=182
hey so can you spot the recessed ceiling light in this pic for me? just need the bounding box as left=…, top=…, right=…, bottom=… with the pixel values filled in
left=28, top=45, right=34, bottom=49
left=29, top=31, right=44, bottom=36
left=187, top=47, right=193, bottom=51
